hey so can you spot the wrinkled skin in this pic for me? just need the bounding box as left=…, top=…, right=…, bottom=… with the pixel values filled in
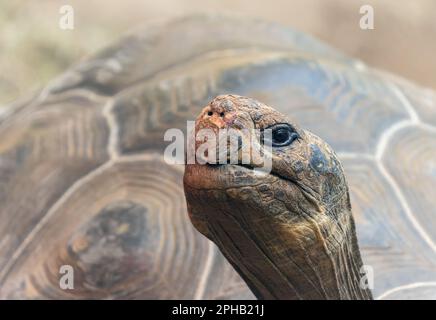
left=184, top=95, right=373, bottom=300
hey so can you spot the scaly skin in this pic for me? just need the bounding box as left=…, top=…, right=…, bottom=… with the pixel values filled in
left=184, top=95, right=373, bottom=300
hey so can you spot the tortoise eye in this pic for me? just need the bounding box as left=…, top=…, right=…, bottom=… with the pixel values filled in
left=263, top=124, right=298, bottom=147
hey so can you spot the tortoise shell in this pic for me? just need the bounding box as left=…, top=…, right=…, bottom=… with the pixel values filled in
left=0, top=15, right=435, bottom=299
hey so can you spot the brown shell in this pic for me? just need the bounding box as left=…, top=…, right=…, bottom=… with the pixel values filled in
left=0, top=14, right=435, bottom=299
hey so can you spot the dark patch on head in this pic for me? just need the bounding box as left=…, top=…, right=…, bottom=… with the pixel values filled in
left=230, top=169, right=256, bottom=185
left=220, top=99, right=234, bottom=111
left=257, top=184, right=274, bottom=201
left=293, top=160, right=304, bottom=174
left=309, top=144, right=329, bottom=174
left=275, top=190, right=285, bottom=200
left=252, top=111, right=263, bottom=121
left=246, top=99, right=261, bottom=109
left=258, top=184, right=271, bottom=193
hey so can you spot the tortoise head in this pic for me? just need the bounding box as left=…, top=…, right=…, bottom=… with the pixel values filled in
left=183, top=95, right=372, bottom=300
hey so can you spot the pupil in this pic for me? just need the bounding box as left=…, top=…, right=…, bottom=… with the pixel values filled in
left=274, top=129, right=288, bottom=142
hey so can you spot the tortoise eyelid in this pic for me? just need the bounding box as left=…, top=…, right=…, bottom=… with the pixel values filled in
left=262, top=123, right=297, bottom=132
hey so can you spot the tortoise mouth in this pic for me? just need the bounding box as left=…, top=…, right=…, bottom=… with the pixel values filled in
left=184, top=163, right=279, bottom=191
left=184, top=164, right=315, bottom=210
left=185, top=162, right=317, bottom=204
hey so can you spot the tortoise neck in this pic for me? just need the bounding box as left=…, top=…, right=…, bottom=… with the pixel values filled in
left=208, top=203, right=373, bottom=300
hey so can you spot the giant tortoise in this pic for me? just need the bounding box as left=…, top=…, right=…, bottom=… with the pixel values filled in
left=0, top=15, right=435, bottom=299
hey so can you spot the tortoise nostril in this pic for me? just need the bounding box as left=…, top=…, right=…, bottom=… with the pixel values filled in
left=207, top=111, right=213, bottom=116
left=220, top=112, right=225, bottom=117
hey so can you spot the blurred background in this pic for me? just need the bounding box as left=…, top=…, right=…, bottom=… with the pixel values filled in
left=1, top=0, right=435, bottom=106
